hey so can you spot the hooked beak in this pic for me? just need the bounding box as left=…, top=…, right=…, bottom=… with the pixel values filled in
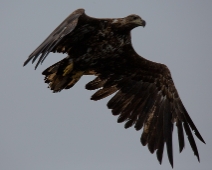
left=134, top=19, right=146, bottom=27
left=140, top=20, right=146, bottom=27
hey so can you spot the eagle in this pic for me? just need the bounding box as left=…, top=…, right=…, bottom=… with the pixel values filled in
left=23, top=9, right=205, bottom=167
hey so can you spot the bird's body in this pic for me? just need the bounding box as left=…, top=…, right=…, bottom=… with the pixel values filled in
left=24, top=9, right=205, bottom=167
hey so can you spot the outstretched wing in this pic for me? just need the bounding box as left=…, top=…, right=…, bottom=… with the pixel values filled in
left=23, top=8, right=88, bottom=69
left=86, top=50, right=205, bottom=167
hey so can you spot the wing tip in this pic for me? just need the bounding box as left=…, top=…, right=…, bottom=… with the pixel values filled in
left=23, top=61, right=27, bottom=67
left=195, top=131, right=206, bottom=144
left=170, top=162, right=174, bottom=168
left=23, top=58, right=31, bottom=67
left=168, top=153, right=173, bottom=168
left=197, top=155, right=200, bottom=162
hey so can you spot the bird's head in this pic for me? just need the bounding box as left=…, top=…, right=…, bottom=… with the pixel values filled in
left=124, top=14, right=146, bottom=28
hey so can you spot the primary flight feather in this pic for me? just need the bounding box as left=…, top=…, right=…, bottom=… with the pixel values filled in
left=23, top=9, right=205, bottom=167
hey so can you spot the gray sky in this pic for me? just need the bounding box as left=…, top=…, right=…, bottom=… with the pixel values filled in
left=1, top=0, right=212, bottom=170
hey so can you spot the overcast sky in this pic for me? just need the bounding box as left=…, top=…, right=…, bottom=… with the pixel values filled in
left=1, top=0, right=212, bottom=170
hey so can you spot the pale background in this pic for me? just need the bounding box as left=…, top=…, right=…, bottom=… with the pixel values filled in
left=1, top=0, right=211, bottom=169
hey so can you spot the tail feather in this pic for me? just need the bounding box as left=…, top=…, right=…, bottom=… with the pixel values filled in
left=42, top=57, right=83, bottom=92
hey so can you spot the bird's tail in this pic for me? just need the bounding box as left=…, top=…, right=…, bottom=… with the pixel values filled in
left=42, top=57, right=84, bottom=92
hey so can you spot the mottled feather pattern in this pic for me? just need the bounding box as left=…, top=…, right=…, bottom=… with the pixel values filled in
left=24, top=8, right=205, bottom=168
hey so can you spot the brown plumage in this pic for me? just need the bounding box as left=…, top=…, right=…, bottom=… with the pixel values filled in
left=23, top=8, right=205, bottom=167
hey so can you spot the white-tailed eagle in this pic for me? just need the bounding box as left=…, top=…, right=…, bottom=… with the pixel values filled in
left=23, top=9, right=205, bottom=167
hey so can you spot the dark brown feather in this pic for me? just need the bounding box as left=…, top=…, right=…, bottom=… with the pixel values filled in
left=183, top=122, right=200, bottom=161
left=176, top=119, right=185, bottom=152
left=163, top=99, right=174, bottom=167
left=85, top=77, right=106, bottom=90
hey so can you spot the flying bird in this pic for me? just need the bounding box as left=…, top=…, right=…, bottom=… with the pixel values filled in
left=23, top=9, right=205, bottom=167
